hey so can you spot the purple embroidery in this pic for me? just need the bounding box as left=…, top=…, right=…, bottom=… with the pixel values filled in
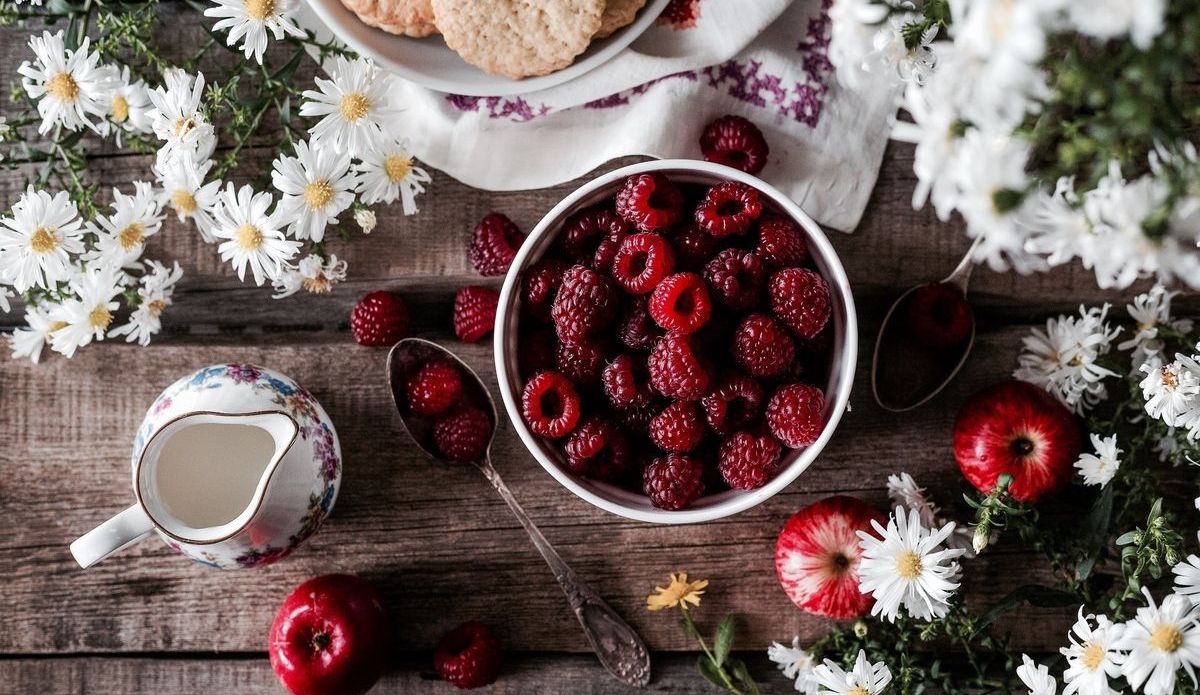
left=583, top=70, right=698, bottom=109
left=444, top=94, right=551, bottom=122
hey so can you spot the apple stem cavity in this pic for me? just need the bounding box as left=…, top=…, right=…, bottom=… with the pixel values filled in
left=311, top=632, right=331, bottom=651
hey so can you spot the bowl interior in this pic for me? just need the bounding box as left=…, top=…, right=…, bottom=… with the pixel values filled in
left=495, top=162, right=857, bottom=523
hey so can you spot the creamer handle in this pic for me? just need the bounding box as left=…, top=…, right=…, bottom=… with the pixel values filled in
left=70, top=504, right=155, bottom=569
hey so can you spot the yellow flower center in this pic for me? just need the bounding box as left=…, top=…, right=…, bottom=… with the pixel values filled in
left=896, top=551, right=923, bottom=579
left=1150, top=624, right=1183, bottom=653
left=146, top=299, right=167, bottom=317
left=88, top=306, right=113, bottom=330
left=118, top=222, right=145, bottom=249
left=1081, top=642, right=1105, bottom=671
left=29, top=226, right=58, bottom=254
left=339, top=92, right=370, bottom=122
left=235, top=223, right=264, bottom=250
left=111, top=94, right=129, bottom=122
left=847, top=688, right=870, bottom=695
left=302, top=275, right=332, bottom=294
left=1162, top=368, right=1179, bottom=390
left=383, top=154, right=413, bottom=183
left=174, top=117, right=196, bottom=138
left=47, top=72, right=80, bottom=101
left=171, top=189, right=198, bottom=215
left=48, top=320, right=68, bottom=332
left=244, top=0, right=276, bottom=19
left=303, top=180, right=334, bottom=209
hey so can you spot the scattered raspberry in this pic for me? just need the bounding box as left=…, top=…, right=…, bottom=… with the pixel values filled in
left=612, top=232, right=676, bottom=294
left=701, top=373, right=764, bottom=436
left=733, top=313, right=795, bottom=377
left=905, top=282, right=974, bottom=350
left=649, top=400, right=706, bottom=454
left=671, top=224, right=720, bottom=269
left=556, top=337, right=606, bottom=383
left=550, top=265, right=619, bottom=341
left=350, top=290, right=409, bottom=347
left=694, top=181, right=762, bottom=237
left=453, top=286, right=500, bottom=343
left=406, top=359, right=464, bottom=417
left=519, top=327, right=557, bottom=377
left=602, top=354, right=654, bottom=410
left=618, top=297, right=662, bottom=351
left=521, top=371, right=582, bottom=438
left=559, top=205, right=629, bottom=266
left=769, top=268, right=831, bottom=340
left=434, top=621, right=503, bottom=690
left=755, top=215, right=807, bottom=268
left=643, top=454, right=705, bottom=511
left=703, top=248, right=766, bottom=310
left=719, top=431, right=784, bottom=490
left=469, top=213, right=525, bottom=276
left=564, top=417, right=633, bottom=481
left=615, top=173, right=684, bottom=232
left=433, top=407, right=492, bottom=462
left=647, top=333, right=711, bottom=400
left=700, top=115, right=769, bottom=175
left=649, top=272, right=712, bottom=334
left=521, top=259, right=569, bottom=322
left=767, top=383, right=825, bottom=449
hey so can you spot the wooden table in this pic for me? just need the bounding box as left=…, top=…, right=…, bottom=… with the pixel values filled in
left=0, top=17, right=1177, bottom=692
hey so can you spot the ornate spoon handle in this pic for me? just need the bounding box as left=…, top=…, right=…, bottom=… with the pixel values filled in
left=475, top=456, right=651, bottom=688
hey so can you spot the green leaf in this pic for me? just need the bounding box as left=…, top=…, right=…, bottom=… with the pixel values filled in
left=713, top=615, right=735, bottom=668
left=729, top=658, right=760, bottom=695
left=696, top=655, right=727, bottom=691
left=1077, top=484, right=1114, bottom=580
left=971, top=585, right=1078, bottom=637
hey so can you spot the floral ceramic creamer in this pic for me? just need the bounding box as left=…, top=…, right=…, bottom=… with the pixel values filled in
left=70, top=364, right=341, bottom=569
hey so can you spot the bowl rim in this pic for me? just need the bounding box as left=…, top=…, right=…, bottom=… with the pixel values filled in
left=493, top=159, right=858, bottom=524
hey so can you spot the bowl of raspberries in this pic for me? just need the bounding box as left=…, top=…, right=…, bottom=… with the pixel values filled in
left=493, top=160, right=856, bottom=523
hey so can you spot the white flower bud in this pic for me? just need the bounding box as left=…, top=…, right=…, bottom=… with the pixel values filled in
left=355, top=208, right=377, bottom=234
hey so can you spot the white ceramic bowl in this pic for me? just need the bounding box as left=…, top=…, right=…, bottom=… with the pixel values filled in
left=303, top=0, right=670, bottom=96
left=494, top=160, right=857, bottom=524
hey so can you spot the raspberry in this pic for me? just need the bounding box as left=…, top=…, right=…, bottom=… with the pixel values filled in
left=556, top=337, right=606, bottom=383
left=521, top=259, right=569, bottom=322
left=453, top=286, right=500, bottom=343
left=755, top=214, right=807, bottom=268
left=350, top=290, right=409, bottom=346
left=905, top=282, right=974, bottom=350
left=618, top=297, right=661, bottom=351
left=699, top=115, right=770, bottom=174
left=647, top=333, right=710, bottom=400
left=615, top=173, right=684, bottom=232
left=767, top=383, right=826, bottom=449
left=719, top=431, right=783, bottom=490
left=564, top=417, right=633, bottom=481
left=469, top=212, right=525, bottom=276
left=671, top=224, right=720, bottom=269
left=649, top=400, right=706, bottom=453
left=592, top=225, right=628, bottom=272
left=769, top=268, right=831, bottom=339
left=649, top=272, right=712, bottom=334
left=643, top=454, right=705, bottom=511
left=521, top=372, right=582, bottom=438
left=433, top=407, right=493, bottom=462
left=519, top=327, right=557, bottom=377
left=612, top=232, right=675, bottom=294
left=559, top=206, right=629, bottom=266
left=701, top=373, right=764, bottom=436
left=602, top=354, right=653, bottom=410
left=732, top=313, right=795, bottom=377
left=694, top=181, right=762, bottom=237
left=703, top=248, right=766, bottom=310
left=550, top=265, right=619, bottom=341
left=434, top=621, right=503, bottom=690
left=406, top=359, right=464, bottom=417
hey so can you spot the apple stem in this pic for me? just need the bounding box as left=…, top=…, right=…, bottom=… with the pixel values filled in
left=312, top=632, right=331, bottom=651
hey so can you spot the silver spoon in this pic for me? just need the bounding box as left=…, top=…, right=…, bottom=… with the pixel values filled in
left=871, top=236, right=982, bottom=412
left=386, top=338, right=651, bottom=688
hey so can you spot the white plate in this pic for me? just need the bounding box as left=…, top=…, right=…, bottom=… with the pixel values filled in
left=303, top=0, right=670, bottom=97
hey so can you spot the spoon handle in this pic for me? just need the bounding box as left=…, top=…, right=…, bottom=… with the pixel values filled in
left=475, top=456, right=651, bottom=688
left=944, top=235, right=985, bottom=290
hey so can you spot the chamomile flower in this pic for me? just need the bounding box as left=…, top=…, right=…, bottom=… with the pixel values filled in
left=1063, top=0, right=1165, bottom=49
left=86, top=181, right=164, bottom=268
left=1174, top=556, right=1200, bottom=607
left=1074, top=433, right=1121, bottom=488
left=0, top=286, right=11, bottom=313
left=210, top=183, right=300, bottom=285
left=811, top=650, right=891, bottom=695
left=147, top=69, right=216, bottom=164
left=271, top=139, right=358, bottom=242
left=271, top=253, right=347, bottom=299
left=0, top=187, right=86, bottom=292
left=1115, top=589, right=1200, bottom=695
left=204, top=0, right=304, bottom=64
left=300, top=56, right=397, bottom=158
left=827, top=0, right=889, bottom=89
left=1014, top=304, right=1121, bottom=414
left=871, top=14, right=938, bottom=85
left=8, top=303, right=58, bottom=364
left=890, top=76, right=962, bottom=216
left=48, top=265, right=124, bottom=358
left=886, top=472, right=977, bottom=556
left=18, top=31, right=108, bottom=134
left=1020, top=176, right=1091, bottom=269
left=354, top=139, right=431, bottom=212
left=1139, top=357, right=1200, bottom=433
left=1016, top=654, right=1057, bottom=695
left=354, top=207, right=377, bottom=234
left=1120, top=285, right=1193, bottom=366
left=768, top=637, right=819, bottom=695
left=1060, top=609, right=1124, bottom=695
left=108, top=261, right=182, bottom=347
left=153, top=155, right=222, bottom=241
left=98, top=65, right=153, bottom=144
left=856, top=505, right=965, bottom=622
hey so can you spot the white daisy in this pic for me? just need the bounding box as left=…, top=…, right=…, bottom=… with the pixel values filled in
left=0, top=187, right=86, bottom=292
left=1115, top=589, right=1200, bottom=695
left=1081, top=165, right=1180, bottom=290
left=1074, top=433, right=1121, bottom=488
left=886, top=472, right=977, bottom=556
left=210, top=183, right=300, bottom=285
left=153, top=154, right=222, bottom=241
left=18, top=31, right=108, bottom=134
left=354, top=207, right=377, bottom=234
left=300, top=56, right=397, bottom=158
left=271, top=253, right=347, bottom=299
left=147, top=69, right=217, bottom=165
left=47, top=265, right=124, bottom=358
left=0, top=285, right=12, bottom=313
left=1062, top=0, right=1165, bottom=49
left=98, top=65, right=154, bottom=143
left=811, top=650, right=891, bottom=695
left=870, top=15, right=938, bottom=86
left=204, top=0, right=305, bottom=63
left=354, top=139, right=431, bottom=212
left=827, top=0, right=890, bottom=90
left=1174, top=555, right=1200, bottom=606
left=1139, top=357, right=1200, bottom=434
left=1013, top=304, right=1121, bottom=414
left=1060, top=609, right=1124, bottom=695
left=1120, top=285, right=1193, bottom=366
left=1016, top=654, right=1057, bottom=695
left=8, top=302, right=59, bottom=364
left=857, top=505, right=966, bottom=622
left=1020, top=176, right=1092, bottom=269
left=86, top=181, right=164, bottom=268
left=768, top=637, right=819, bottom=695
left=271, top=139, right=358, bottom=241
left=108, top=260, right=182, bottom=346
left=891, top=68, right=963, bottom=217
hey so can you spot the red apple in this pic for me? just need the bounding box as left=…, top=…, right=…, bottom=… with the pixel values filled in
left=953, top=380, right=1081, bottom=503
left=269, top=574, right=391, bottom=695
left=775, top=495, right=885, bottom=620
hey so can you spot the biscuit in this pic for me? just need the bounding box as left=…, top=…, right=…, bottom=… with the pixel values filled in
left=431, top=0, right=605, bottom=79
left=595, top=0, right=648, bottom=39
left=341, top=0, right=438, bottom=38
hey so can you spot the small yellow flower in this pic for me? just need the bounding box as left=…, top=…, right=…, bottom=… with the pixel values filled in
left=647, top=572, right=708, bottom=611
